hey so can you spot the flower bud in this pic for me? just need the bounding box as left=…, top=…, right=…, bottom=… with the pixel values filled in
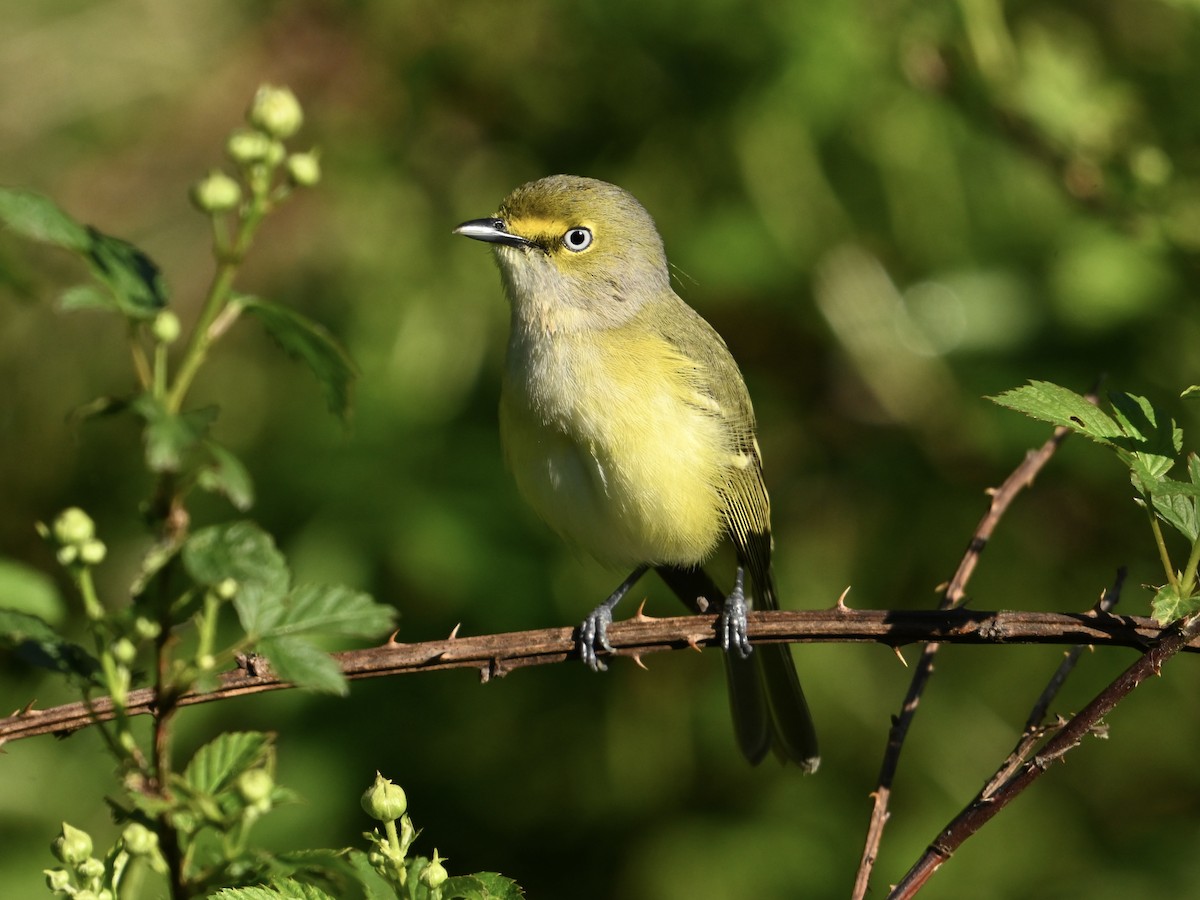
left=44, top=867, right=72, bottom=894
left=237, top=768, right=275, bottom=805
left=248, top=85, right=304, bottom=139
left=112, top=638, right=137, bottom=666
left=134, top=617, right=162, bottom=640
left=190, top=171, right=242, bottom=214
left=361, top=772, right=407, bottom=822
left=420, top=851, right=448, bottom=889
left=78, top=857, right=105, bottom=881
left=152, top=311, right=182, bottom=345
left=286, top=151, right=321, bottom=188
left=227, top=127, right=274, bottom=164
left=53, top=508, right=95, bottom=546
left=122, top=823, right=159, bottom=856
left=51, top=822, right=93, bottom=866
left=56, top=545, right=79, bottom=567
left=79, top=539, right=107, bottom=566
left=216, top=578, right=239, bottom=599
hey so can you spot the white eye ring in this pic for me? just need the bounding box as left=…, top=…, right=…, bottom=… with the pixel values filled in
left=563, top=227, right=593, bottom=252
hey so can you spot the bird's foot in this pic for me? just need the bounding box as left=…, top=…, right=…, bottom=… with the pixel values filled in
left=718, top=567, right=753, bottom=659
left=579, top=604, right=615, bottom=672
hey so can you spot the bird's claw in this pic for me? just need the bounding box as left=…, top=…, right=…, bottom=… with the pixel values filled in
left=580, top=606, right=614, bottom=672
left=719, top=574, right=754, bottom=659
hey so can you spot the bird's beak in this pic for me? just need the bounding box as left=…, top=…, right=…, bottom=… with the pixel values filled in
left=453, top=217, right=533, bottom=250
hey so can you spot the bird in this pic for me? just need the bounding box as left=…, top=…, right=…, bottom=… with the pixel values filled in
left=454, top=174, right=818, bottom=769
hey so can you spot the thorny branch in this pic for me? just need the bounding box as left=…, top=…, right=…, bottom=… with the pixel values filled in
left=1, top=605, right=1189, bottom=746
left=852, top=414, right=1082, bottom=900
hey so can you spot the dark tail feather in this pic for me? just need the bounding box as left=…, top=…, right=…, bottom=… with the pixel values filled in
left=655, top=564, right=819, bottom=769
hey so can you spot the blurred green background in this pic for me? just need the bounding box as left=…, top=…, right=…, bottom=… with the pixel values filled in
left=4, top=1, right=1200, bottom=897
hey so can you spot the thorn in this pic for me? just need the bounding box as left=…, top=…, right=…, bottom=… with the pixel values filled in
left=685, top=635, right=704, bottom=653
left=633, top=599, right=656, bottom=621
left=383, top=629, right=402, bottom=647
left=892, top=646, right=908, bottom=667
left=985, top=486, right=998, bottom=497
left=478, top=664, right=491, bottom=684
left=631, top=653, right=649, bottom=671
left=448, top=623, right=462, bottom=640
left=836, top=585, right=852, bottom=610
left=934, top=581, right=949, bottom=593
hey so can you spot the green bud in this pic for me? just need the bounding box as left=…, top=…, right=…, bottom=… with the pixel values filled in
left=265, top=139, right=286, bottom=167
left=197, top=653, right=216, bottom=671
left=420, top=851, right=448, bottom=889
left=122, top=823, right=159, bottom=856
left=190, top=170, right=242, bottom=213
left=112, top=638, right=137, bottom=666
left=216, top=578, right=239, bottom=599
left=44, top=867, right=72, bottom=894
left=77, top=857, right=105, bottom=881
left=134, top=617, right=161, bottom=640
left=286, top=151, right=321, bottom=187
left=227, top=127, right=274, bottom=164
left=53, top=508, right=95, bottom=546
left=79, top=539, right=107, bottom=566
left=237, top=768, right=275, bottom=804
left=51, top=822, right=93, bottom=866
left=361, top=772, right=407, bottom=822
left=248, top=84, right=304, bottom=139
left=56, top=545, right=79, bottom=567
left=151, top=311, right=181, bottom=345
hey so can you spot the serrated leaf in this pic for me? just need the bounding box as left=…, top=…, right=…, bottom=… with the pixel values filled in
left=257, top=636, right=347, bottom=695
left=132, top=394, right=219, bottom=473
left=1151, top=487, right=1198, bottom=541
left=183, top=522, right=290, bottom=625
left=1150, top=583, right=1200, bottom=625
left=183, top=731, right=272, bottom=796
left=241, top=297, right=357, bottom=421
left=256, top=584, right=395, bottom=641
left=0, top=608, right=100, bottom=683
left=442, top=873, right=526, bottom=899
left=0, top=187, right=89, bottom=249
left=84, top=227, right=168, bottom=319
left=1183, top=385, right=1200, bottom=400
left=1108, top=392, right=1180, bottom=489
left=989, top=381, right=1120, bottom=445
left=210, top=887, right=338, bottom=900
left=197, top=441, right=255, bottom=511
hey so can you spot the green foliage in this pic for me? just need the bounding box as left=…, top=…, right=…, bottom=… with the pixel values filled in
left=994, top=382, right=1200, bottom=623
left=0, top=87, right=518, bottom=899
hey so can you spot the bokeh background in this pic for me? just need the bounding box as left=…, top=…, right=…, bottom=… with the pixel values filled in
left=4, top=1, right=1200, bottom=897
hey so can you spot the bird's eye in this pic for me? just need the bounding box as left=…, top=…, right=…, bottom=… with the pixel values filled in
left=563, top=227, right=593, bottom=252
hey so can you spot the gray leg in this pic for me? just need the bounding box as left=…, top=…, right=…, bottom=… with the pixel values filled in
left=580, top=564, right=649, bottom=671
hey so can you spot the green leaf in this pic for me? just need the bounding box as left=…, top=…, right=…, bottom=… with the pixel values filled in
left=210, top=886, right=339, bottom=900
left=183, top=522, right=290, bottom=624
left=197, top=441, right=256, bottom=511
left=0, top=187, right=89, bottom=249
left=0, top=558, right=64, bottom=623
left=132, top=394, right=219, bottom=473
left=241, top=297, right=357, bottom=421
left=257, top=636, right=347, bottom=695
left=256, top=584, right=395, bottom=641
left=989, top=381, right=1120, bottom=445
left=0, top=608, right=99, bottom=682
left=59, top=283, right=116, bottom=313
left=1183, top=385, right=1200, bottom=400
left=1151, top=485, right=1199, bottom=542
left=1108, top=392, right=1180, bottom=489
left=1150, top=583, right=1200, bottom=625
left=441, top=873, right=526, bottom=899
left=183, top=731, right=272, bottom=796
left=84, top=227, right=169, bottom=319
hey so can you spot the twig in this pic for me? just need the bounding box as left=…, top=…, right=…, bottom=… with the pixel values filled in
left=851, top=416, right=1080, bottom=900
left=979, top=569, right=1124, bottom=799
left=889, top=604, right=1200, bottom=899
left=1, top=606, right=1188, bottom=746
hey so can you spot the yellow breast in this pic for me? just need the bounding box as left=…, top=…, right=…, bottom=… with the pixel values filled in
left=499, top=324, right=729, bottom=568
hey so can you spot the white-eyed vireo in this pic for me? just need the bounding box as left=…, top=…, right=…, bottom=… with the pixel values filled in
left=455, top=175, right=818, bottom=770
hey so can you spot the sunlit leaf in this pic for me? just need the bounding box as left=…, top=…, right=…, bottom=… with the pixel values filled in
left=256, top=584, right=394, bottom=640
left=989, top=381, right=1119, bottom=444
left=183, top=731, right=272, bottom=796
left=257, top=636, right=347, bottom=695
left=1150, top=583, right=1200, bottom=625
left=183, top=522, right=290, bottom=626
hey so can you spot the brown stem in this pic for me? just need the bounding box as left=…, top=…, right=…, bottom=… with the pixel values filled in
left=888, top=607, right=1200, bottom=899
left=852, top=413, right=1080, bottom=900
left=1, top=606, right=1187, bottom=745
